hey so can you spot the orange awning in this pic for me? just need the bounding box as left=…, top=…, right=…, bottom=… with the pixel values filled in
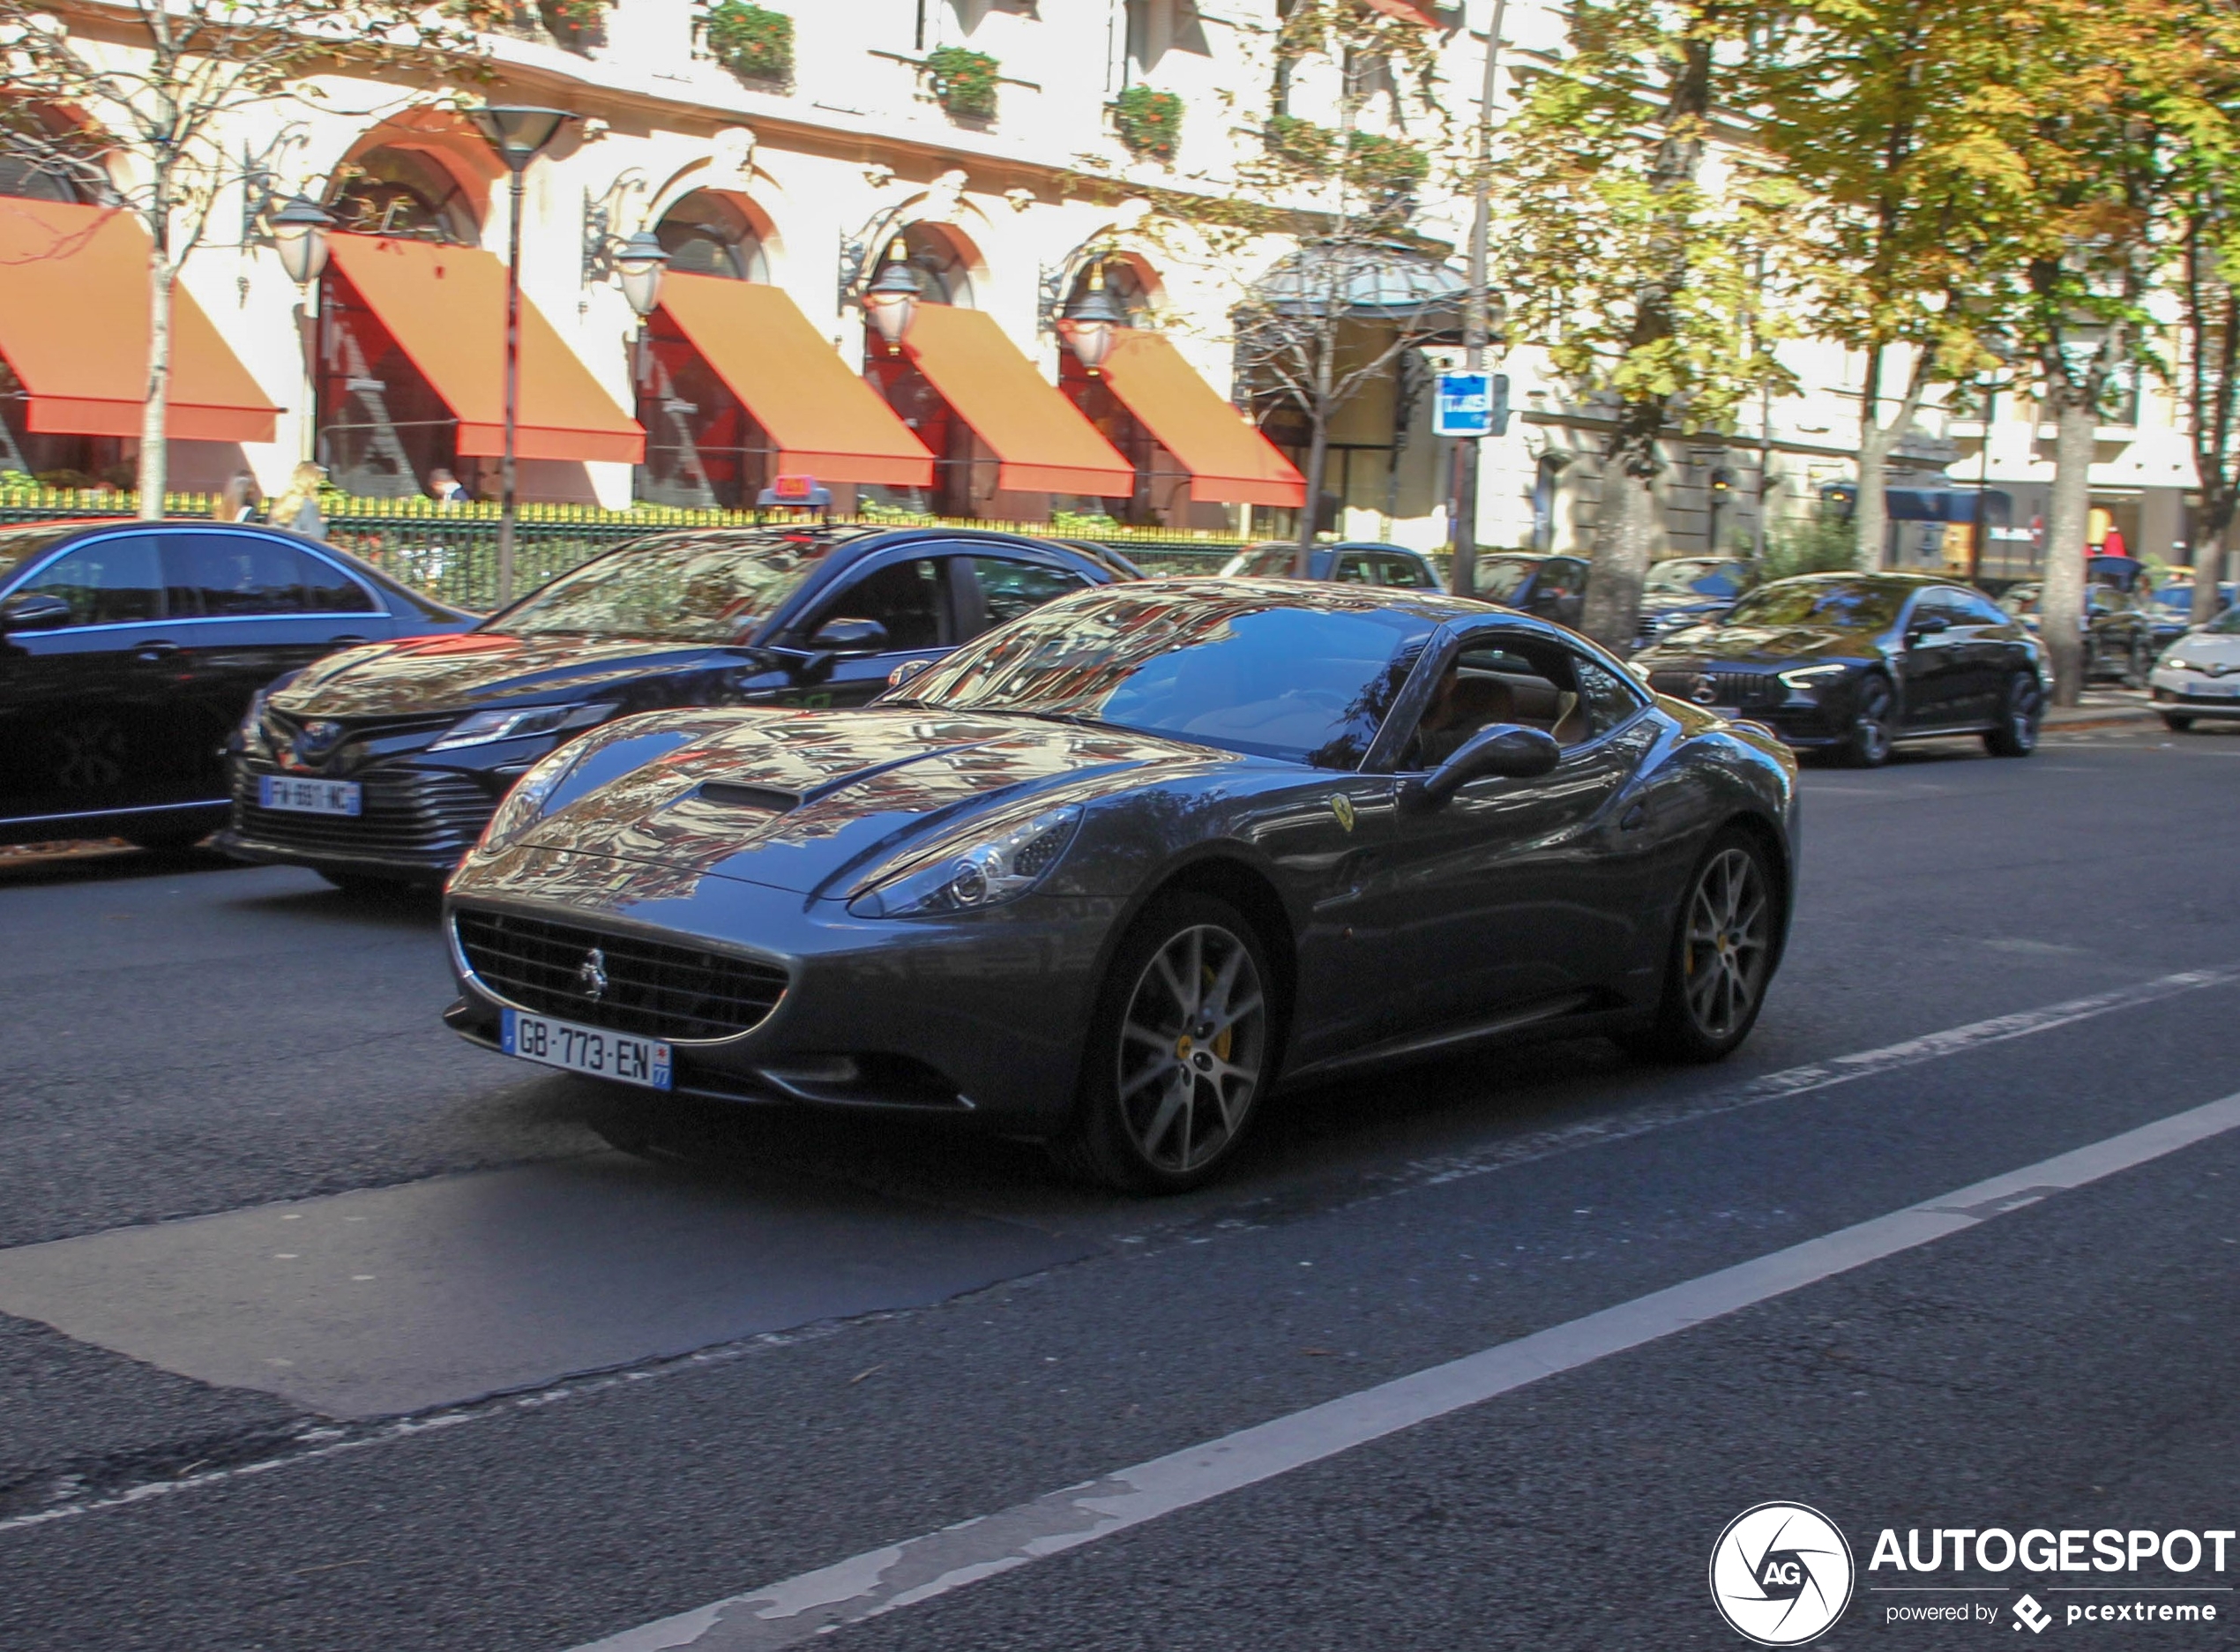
left=1362, top=0, right=1443, bottom=21
left=1099, top=331, right=1306, bottom=508
left=0, top=199, right=278, bottom=443
left=901, top=304, right=1134, bottom=496
left=325, top=234, right=642, bottom=465
left=656, top=273, right=931, bottom=488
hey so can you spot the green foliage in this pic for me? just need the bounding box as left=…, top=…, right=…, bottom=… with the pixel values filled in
left=924, top=46, right=1000, bottom=118
left=1112, top=86, right=1183, bottom=162
left=1343, top=130, right=1427, bottom=194
left=1264, top=114, right=1338, bottom=176
left=537, top=0, right=606, bottom=36
left=1758, top=512, right=1860, bottom=583
left=1051, top=509, right=1122, bottom=535
left=702, top=2, right=793, bottom=84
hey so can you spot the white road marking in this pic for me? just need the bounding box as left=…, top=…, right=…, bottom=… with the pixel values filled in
left=568, top=1088, right=2240, bottom=1652
left=0, top=965, right=2233, bottom=1540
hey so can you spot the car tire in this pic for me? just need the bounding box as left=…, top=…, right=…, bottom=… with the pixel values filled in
left=1982, top=671, right=2042, bottom=758
left=2161, top=713, right=2194, bottom=732
left=1841, top=675, right=1895, bottom=768
left=1052, top=893, right=1278, bottom=1195
left=1623, top=828, right=1781, bottom=1065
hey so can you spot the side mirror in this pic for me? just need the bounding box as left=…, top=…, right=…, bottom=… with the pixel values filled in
left=1, top=592, right=73, bottom=633
left=807, top=617, right=890, bottom=655
left=1401, top=723, right=1562, bottom=811
left=886, top=657, right=935, bottom=690
left=1907, top=613, right=1949, bottom=639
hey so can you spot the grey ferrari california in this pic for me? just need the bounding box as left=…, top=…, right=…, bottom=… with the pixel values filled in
left=442, top=579, right=1799, bottom=1192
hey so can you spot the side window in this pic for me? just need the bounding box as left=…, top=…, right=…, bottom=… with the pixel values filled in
left=1570, top=654, right=1646, bottom=739
left=1405, top=639, right=1567, bottom=768
left=1541, top=559, right=1586, bottom=600
left=803, top=557, right=949, bottom=652
left=967, top=557, right=1090, bottom=632
left=162, top=535, right=377, bottom=617
left=1950, top=590, right=2007, bottom=627
left=1378, top=554, right=1435, bottom=589
left=1333, top=553, right=1375, bottom=585
left=20, top=535, right=165, bottom=625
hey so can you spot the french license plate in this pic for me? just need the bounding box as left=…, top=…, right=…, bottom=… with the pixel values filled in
left=258, top=774, right=362, bottom=816
left=2189, top=679, right=2240, bottom=699
left=502, top=1008, right=672, bottom=1090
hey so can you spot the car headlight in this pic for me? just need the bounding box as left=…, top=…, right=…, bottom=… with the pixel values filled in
left=847, top=804, right=1083, bottom=920
left=1777, top=664, right=1848, bottom=691
left=472, top=743, right=591, bottom=856
left=429, top=701, right=617, bottom=751
left=2162, top=654, right=2201, bottom=672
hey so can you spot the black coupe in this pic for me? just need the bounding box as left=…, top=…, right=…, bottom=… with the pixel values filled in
left=218, top=526, right=1116, bottom=888
left=1632, top=572, right=2047, bottom=766
left=0, top=518, right=473, bottom=849
left=442, top=579, right=1799, bottom=1192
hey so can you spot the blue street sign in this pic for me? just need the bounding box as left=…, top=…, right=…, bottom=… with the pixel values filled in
left=1435, top=372, right=1491, bottom=437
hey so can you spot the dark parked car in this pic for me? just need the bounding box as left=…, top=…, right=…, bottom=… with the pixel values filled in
left=1996, top=580, right=2157, bottom=686
left=218, top=526, right=1118, bottom=889
left=1472, top=552, right=1590, bottom=628
left=1218, top=540, right=1445, bottom=591
left=0, top=518, right=473, bottom=849
left=1633, top=572, right=2046, bottom=766
left=1635, top=556, right=1755, bottom=647
left=442, top=579, right=1798, bottom=1192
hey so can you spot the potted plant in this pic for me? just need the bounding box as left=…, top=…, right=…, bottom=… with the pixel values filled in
left=1264, top=114, right=1338, bottom=176
left=538, top=0, right=607, bottom=46
left=925, top=46, right=1000, bottom=119
left=703, top=2, right=794, bottom=86
left=1112, top=86, right=1183, bottom=162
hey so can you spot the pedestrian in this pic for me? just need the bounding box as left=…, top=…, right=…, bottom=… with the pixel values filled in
left=427, top=467, right=469, bottom=505
left=269, top=461, right=328, bottom=542
left=214, top=469, right=262, bottom=522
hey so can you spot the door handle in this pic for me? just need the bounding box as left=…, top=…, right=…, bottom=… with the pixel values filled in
left=136, top=640, right=181, bottom=662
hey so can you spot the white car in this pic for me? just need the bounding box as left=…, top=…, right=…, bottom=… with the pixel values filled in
left=2149, top=607, right=2240, bottom=729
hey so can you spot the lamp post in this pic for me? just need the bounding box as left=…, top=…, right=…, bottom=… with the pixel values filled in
left=269, top=197, right=333, bottom=464
left=467, top=105, right=575, bottom=607
left=1449, top=0, right=1507, bottom=599
left=613, top=228, right=669, bottom=320
left=862, top=236, right=921, bottom=355
left=1060, top=260, right=1127, bottom=376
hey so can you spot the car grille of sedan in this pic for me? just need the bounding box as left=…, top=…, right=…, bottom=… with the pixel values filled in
left=1645, top=669, right=1784, bottom=707
left=452, top=910, right=789, bottom=1042
left=233, top=767, right=497, bottom=860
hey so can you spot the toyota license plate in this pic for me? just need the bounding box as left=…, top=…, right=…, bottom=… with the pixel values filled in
left=258, top=774, right=362, bottom=816
left=501, top=1008, right=672, bottom=1090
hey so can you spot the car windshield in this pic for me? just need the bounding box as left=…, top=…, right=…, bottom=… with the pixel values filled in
left=0, top=523, right=88, bottom=585
left=1646, top=559, right=1746, bottom=598
left=2205, top=607, right=2240, bottom=636
left=1724, top=579, right=1902, bottom=631
left=1475, top=557, right=1536, bottom=601
left=887, top=586, right=1435, bottom=768
left=488, top=529, right=865, bottom=641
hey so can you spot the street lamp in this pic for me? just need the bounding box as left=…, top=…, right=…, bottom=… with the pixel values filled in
left=270, top=195, right=333, bottom=287
left=613, top=228, right=669, bottom=319
left=467, top=104, right=575, bottom=607
left=862, top=237, right=920, bottom=355
left=1060, top=259, right=1127, bottom=376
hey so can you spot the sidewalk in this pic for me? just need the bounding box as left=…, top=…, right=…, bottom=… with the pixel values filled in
left=2043, top=687, right=2157, bottom=731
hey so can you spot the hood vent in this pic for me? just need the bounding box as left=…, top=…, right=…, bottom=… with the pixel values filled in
left=698, top=781, right=802, bottom=813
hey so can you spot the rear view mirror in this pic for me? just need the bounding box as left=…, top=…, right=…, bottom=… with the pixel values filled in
left=808, top=617, right=890, bottom=654
left=1402, top=723, right=1562, bottom=811
left=0, top=592, right=72, bottom=633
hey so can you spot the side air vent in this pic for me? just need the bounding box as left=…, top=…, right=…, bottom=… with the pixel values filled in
left=698, top=781, right=802, bottom=812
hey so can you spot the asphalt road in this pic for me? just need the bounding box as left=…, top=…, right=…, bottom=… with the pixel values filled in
left=1, top=720, right=2236, bottom=1650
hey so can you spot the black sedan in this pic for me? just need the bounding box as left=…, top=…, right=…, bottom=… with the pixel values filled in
left=1632, top=572, right=2047, bottom=766
left=217, top=526, right=1116, bottom=888
left=441, top=579, right=1798, bottom=1192
left=0, top=517, right=473, bottom=849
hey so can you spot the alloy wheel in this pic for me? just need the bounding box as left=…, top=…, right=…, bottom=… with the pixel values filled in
left=1682, top=847, right=1771, bottom=1041
left=1851, top=680, right=1893, bottom=766
left=1116, top=923, right=1267, bottom=1175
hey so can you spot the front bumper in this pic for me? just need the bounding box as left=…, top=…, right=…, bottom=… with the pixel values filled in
left=2150, top=674, right=2240, bottom=718
left=216, top=758, right=506, bottom=884
left=443, top=843, right=1115, bottom=1132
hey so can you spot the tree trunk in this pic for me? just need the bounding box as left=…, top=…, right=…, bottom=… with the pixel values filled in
left=2193, top=522, right=2228, bottom=626
left=1853, top=431, right=1891, bottom=574
left=2041, top=392, right=2096, bottom=706
left=1579, top=414, right=1659, bottom=647
left=1295, top=413, right=1330, bottom=576
left=138, top=250, right=174, bottom=520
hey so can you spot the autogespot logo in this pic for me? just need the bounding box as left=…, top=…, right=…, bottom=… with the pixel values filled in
left=1710, top=1502, right=1856, bottom=1646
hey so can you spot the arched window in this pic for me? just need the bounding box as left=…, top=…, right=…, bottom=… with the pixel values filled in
left=1064, top=256, right=1154, bottom=326
left=328, top=146, right=477, bottom=245
left=0, top=106, right=101, bottom=203
left=654, top=191, right=767, bottom=282
left=900, top=222, right=974, bottom=309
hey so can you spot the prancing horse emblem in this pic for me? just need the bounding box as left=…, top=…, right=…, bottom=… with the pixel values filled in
left=575, top=947, right=609, bottom=1001
left=1330, top=794, right=1356, bottom=833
